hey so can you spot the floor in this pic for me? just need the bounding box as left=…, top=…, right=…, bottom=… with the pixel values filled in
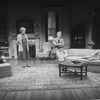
left=0, top=88, right=100, bottom=100
left=0, top=59, right=100, bottom=100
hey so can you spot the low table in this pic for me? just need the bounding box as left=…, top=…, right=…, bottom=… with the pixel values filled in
left=59, top=60, right=89, bottom=80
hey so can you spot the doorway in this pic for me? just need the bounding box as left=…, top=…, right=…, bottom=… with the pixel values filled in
left=45, top=11, right=59, bottom=42
left=42, top=7, right=63, bottom=42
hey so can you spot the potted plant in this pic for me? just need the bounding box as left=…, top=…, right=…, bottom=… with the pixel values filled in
left=88, top=40, right=95, bottom=48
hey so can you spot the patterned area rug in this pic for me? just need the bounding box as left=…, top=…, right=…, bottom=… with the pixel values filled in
left=0, top=64, right=100, bottom=90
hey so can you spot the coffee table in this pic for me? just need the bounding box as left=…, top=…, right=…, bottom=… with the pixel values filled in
left=59, top=60, right=89, bottom=80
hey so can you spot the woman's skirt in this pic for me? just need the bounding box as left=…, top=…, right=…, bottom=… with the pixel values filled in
left=18, top=43, right=30, bottom=60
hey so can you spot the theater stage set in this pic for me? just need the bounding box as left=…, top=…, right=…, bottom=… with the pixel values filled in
left=0, top=0, right=100, bottom=100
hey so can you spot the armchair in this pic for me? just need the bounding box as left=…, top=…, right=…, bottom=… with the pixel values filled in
left=36, top=42, right=51, bottom=58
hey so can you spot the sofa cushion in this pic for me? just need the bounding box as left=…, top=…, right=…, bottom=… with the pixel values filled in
left=78, top=49, right=96, bottom=56
left=67, top=49, right=80, bottom=56
left=89, top=60, right=100, bottom=66
left=67, top=49, right=96, bottom=57
left=67, top=49, right=100, bottom=58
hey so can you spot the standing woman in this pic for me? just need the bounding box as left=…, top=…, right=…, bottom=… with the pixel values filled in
left=17, top=27, right=29, bottom=60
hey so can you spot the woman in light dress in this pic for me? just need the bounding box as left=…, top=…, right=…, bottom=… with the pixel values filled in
left=17, top=27, right=29, bottom=60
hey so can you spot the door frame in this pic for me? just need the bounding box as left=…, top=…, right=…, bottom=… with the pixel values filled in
left=41, top=7, right=63, bottom=42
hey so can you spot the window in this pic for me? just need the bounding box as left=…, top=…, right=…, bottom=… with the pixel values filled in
left=48, top=12, right=56, bottom=43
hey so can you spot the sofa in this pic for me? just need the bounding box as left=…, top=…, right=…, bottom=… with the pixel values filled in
left=65, top=49, right=100, bottom=66
left=0, top=57, right=12, bottom=78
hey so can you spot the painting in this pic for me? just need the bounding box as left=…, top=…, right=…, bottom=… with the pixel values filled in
left=16, top=18, right=34, bottom=34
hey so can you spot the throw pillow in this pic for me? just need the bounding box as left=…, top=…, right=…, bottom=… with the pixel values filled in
left=90, top=51, right=100, bottom=60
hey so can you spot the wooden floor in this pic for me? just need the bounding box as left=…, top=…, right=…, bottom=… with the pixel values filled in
left=0, top=59, right=100, bottom=100
left=0, top=88, right=100, bottom=100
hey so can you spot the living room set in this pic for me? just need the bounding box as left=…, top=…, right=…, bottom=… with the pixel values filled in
left=0, top=42, right=100, bottom=79
left=37, top=42, right=100, bottom=64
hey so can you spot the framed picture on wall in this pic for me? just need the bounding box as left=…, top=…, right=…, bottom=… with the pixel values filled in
left=16, top=18, right=34, bottom=34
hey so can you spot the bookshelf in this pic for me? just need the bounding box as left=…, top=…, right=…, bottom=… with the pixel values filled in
left=71, top=25, right=86, bottom=48
left=0, top=2, right=9, bottom=57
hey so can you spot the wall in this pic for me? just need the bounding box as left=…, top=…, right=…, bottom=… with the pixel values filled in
left=8, top=0, right=72, bottom=58
left=8, top=1, right=42, bottom=58
left=71, top=0, right=100, bottom=48
left=7, top=0, right=100, bottom=58
left=63, top=2, right=72, bottom=49
left=41, top=1, right=72, bottom=49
